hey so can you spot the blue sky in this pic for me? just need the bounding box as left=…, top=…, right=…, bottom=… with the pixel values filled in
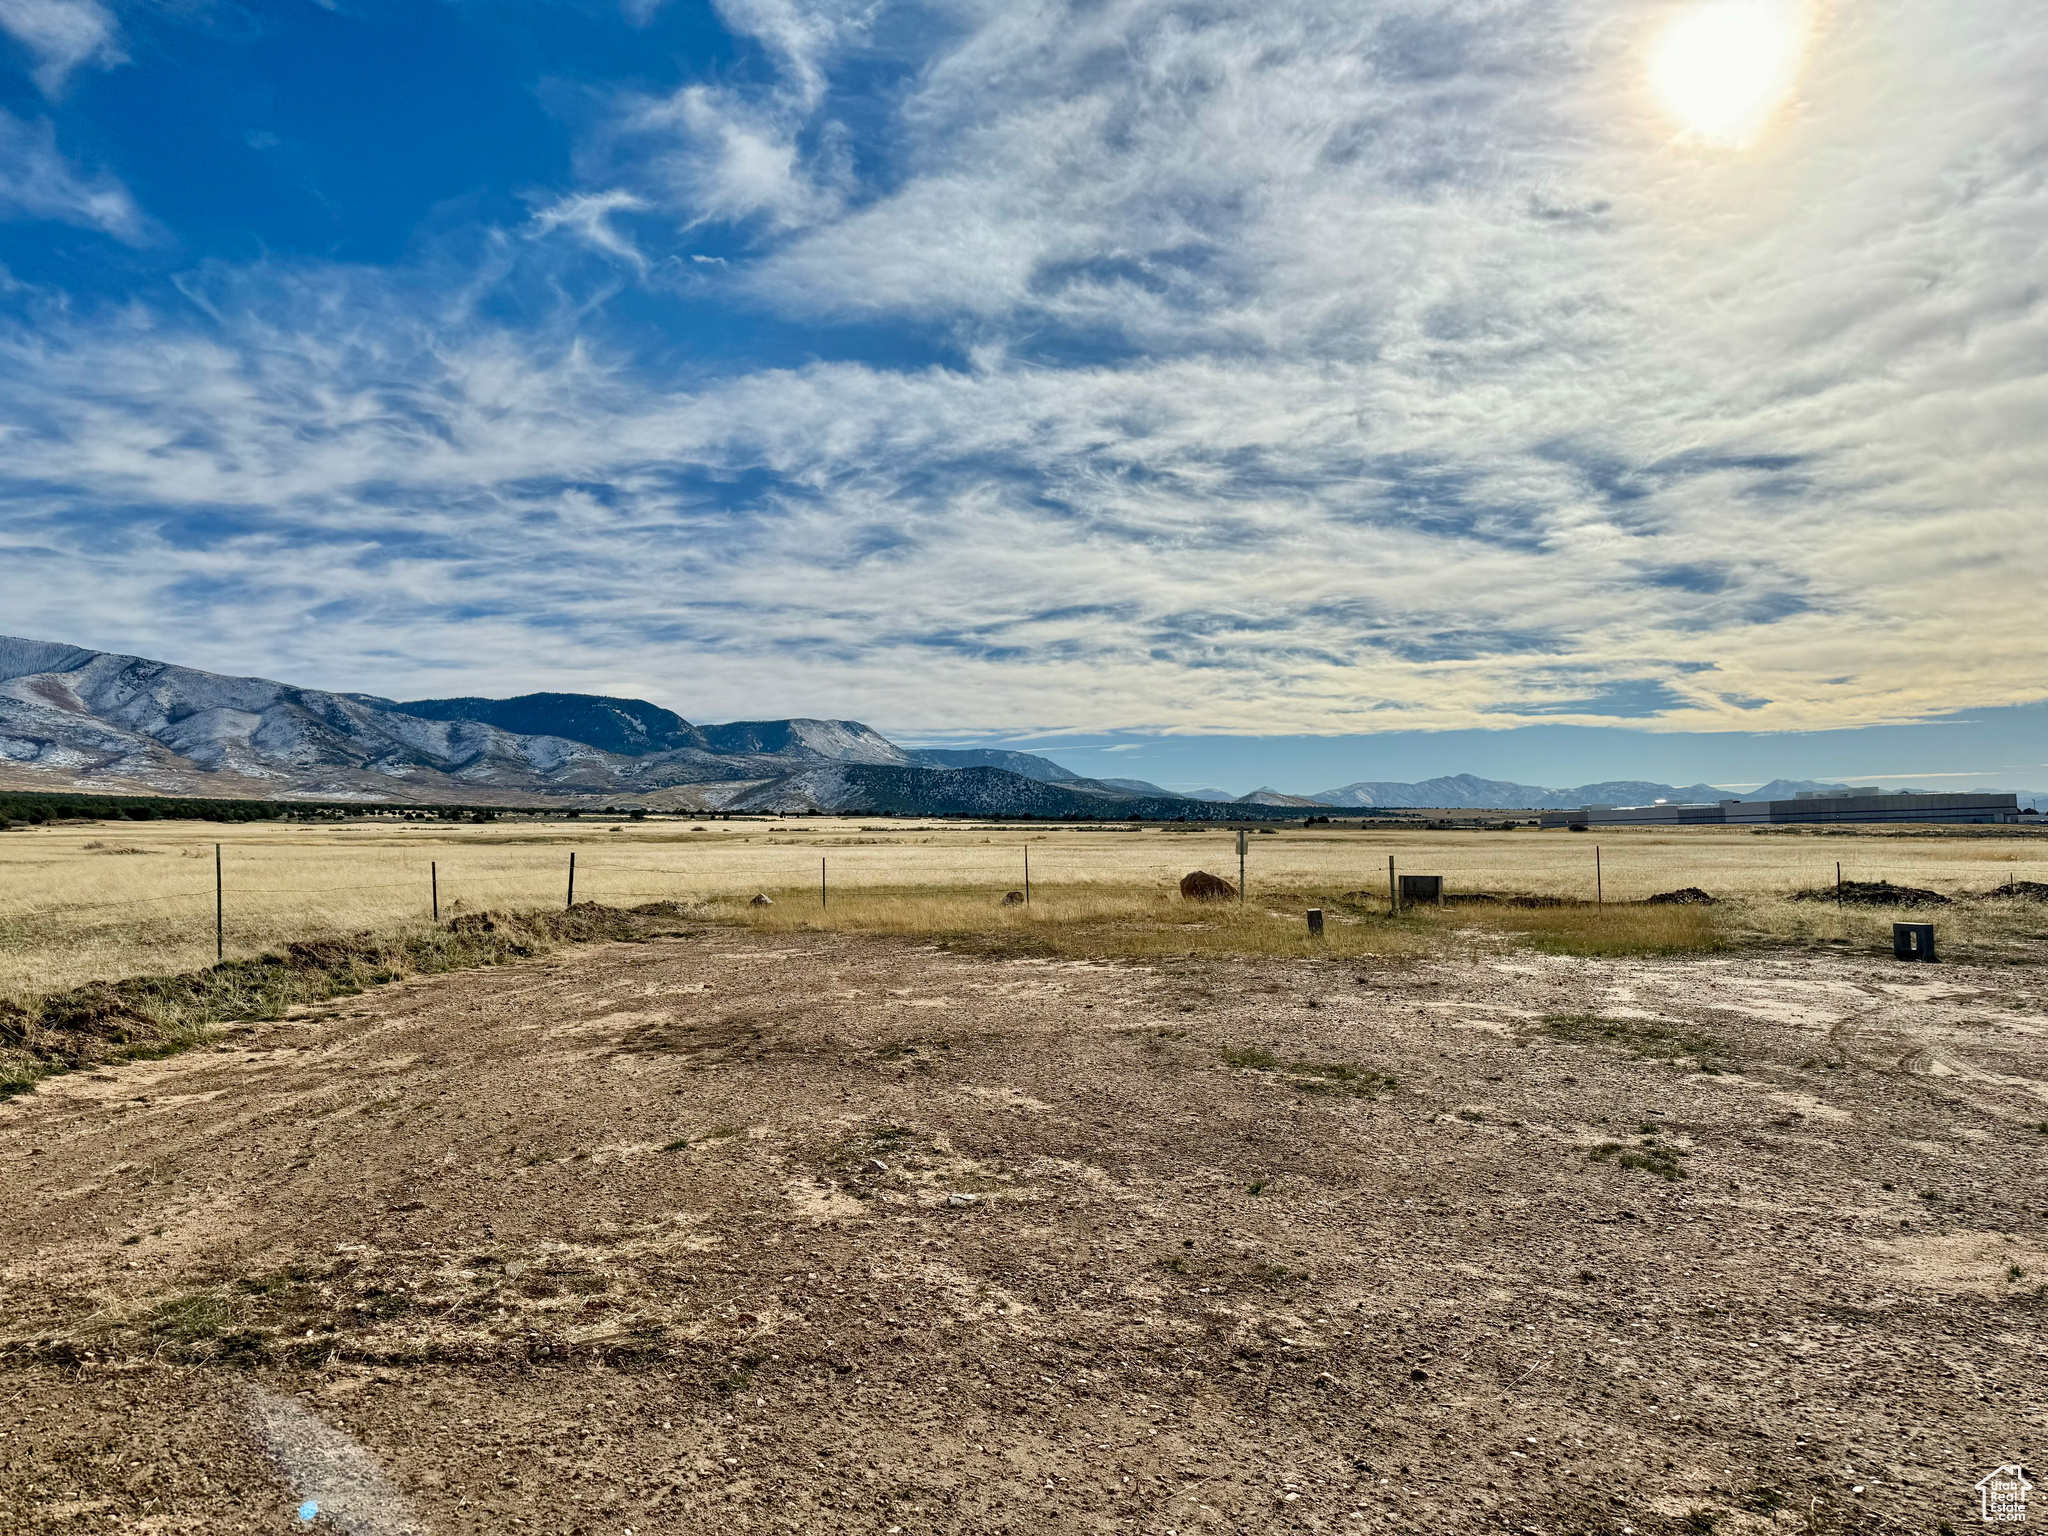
left=0, top=0, right=2041, bottom=795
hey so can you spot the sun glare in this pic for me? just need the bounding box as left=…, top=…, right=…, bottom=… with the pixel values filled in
left=1650, top=0, right=1811, bottom=149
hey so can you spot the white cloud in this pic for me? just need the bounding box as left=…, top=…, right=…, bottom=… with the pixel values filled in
left=0, top=108, right=145, bottom=239
left=624, top=83, right=845, bottom=231
left=528, top=189, right=653, bottom=270
left=0, top=0, right=2041, bottom=741
left=0, top=0, right=121, bottom=95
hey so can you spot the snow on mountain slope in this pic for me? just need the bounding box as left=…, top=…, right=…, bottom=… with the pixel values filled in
left=906, top=748, right=1084, bottom=782
left=0, top=637, right=911, bottom=803
left=696, top=719, right=909, bottom=765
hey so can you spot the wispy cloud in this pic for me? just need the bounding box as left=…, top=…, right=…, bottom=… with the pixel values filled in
left=0, top=109, right=145, bottom=239
left=0, top=0, right=2040, bottom=745
left=0, top=0, right=122, bottom=95
left=528, top=189, right=653, bottom=270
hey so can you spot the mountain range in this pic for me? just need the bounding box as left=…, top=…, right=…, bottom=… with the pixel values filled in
left=5, top=636, right=2023, bottom=815
left=0, top=636, right=1273, bottom=817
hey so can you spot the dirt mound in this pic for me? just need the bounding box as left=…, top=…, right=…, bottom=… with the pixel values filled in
left=1971, top=881, right=2048, bottom=902
left=1179, top=870, right=1237, bottom=901
left=27, top=982, right=167, bottom=1066
left=1644, top=887, right=1718, bottom=906
left=1791, top=880, right=1950, bottom=908
left=448, top=904, right=641, bottom=948
left=629, top=900, right=690, bottom=917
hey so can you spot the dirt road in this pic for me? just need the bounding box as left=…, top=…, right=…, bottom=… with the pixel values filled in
left=3, top=926, right=2043, bottom=1533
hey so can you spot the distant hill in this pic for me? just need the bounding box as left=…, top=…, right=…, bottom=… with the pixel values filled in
left=1236, top=786, right=1327, bottom=807
left=726, top=765, right=1281, bottom=820
left=905, top=747, right=1083, bottom=782
left=3, top=633, right=1952, bottom=819
left=1310, top=772, right=1856, bottom=810
left=0, top=635, right=1294, bottom=816
left=393, top=693, right=699, bottom=757
left=1092, top=776, right=1185, bottom=797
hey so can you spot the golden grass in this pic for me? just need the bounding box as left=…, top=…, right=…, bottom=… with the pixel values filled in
left=1, top=815, right=2042, bottom=1002
left=709, top=882, right=1441, bottom=962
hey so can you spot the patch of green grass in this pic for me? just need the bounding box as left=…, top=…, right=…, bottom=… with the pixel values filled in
left=233, top=1265, right=310, bottom=1296
left=1540, top=1014, right=1728, bottom=1070
left=876, top=1037, right=953, bottom=1061
left=1247, top=1181, right=1268, bottom=1195
left=1589, top=1136, right=1689, bottom=1181
left=660, top=1138, right=691, bottom=1152
left=1246, top=1261, right=1302, bottom=1286
left=1221, top=1047, right=1396, bottom=1099
left=1419, top=900, right=1723, bottom=957
left=2007, top=1265, right=2027, bottom=1282
left=1454, top=1109, right=1487, bottom=1123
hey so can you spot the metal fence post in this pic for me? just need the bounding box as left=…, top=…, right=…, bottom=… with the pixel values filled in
left=567, top=850, right=576, bottom=911
left=215, top=843, right=223, bottom=962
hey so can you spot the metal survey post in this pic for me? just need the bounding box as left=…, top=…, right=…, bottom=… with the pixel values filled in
left=566, top=851, right=576, bottom=910
left=215, top=843, right=223, bottom=962
left=432, top=861, right=439, bottom=923
left=1236, top=828, right=1246, bottom=904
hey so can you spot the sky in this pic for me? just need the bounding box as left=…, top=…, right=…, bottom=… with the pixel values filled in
left=0, top=0, right=2041, bottom=795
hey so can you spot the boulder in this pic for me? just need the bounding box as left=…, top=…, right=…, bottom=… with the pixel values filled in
left=749, top=893, right=774, bottom=907
left=1000, top=890, right=1026, bottom=906
left=1179, top=870, right=1237, bottom=901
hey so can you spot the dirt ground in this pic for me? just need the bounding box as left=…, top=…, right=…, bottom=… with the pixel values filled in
left=2, top=924, right=2043, bottom=1535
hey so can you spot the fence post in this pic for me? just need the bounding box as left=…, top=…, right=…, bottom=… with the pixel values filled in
left=1237, top=828, right=1246, bottom=905
left=821, top=857, right=827, bottom=909
left=432, top=861, right=439, bottom=923
left=215, top=843, right=223, bottom=962
left=1836, top=861, right=1842, bottom=906
left=1388, top=854, right=1397, bottom=915
left=1024, top=846, right=1030, bottom=905
left=567, top=851, right=576, bottom=911
left=1596, top=845, right=1603, bottom=910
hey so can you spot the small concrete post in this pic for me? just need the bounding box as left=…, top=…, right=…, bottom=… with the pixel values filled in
left=1307, top=908, right=1324, bottom=937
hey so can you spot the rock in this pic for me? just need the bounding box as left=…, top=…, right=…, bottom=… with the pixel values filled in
left=1643, top=887, right=1717, bottom=905
left=1179, top=870, right=1237, bottom=901
left=946, top=1192, right=979, bottom=1208
left=1000, top=890, right=1026, bottom=906
left=749, top=893, right=773, bottom=907
left=861, top=1158, right=889, bottom=1174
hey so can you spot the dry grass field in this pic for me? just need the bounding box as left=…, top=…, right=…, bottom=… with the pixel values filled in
left=3, top=816, right=2045, bottom=1003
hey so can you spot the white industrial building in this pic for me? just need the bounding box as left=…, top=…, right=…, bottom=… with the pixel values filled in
left=1539, top=790, right=2024, bottom=830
